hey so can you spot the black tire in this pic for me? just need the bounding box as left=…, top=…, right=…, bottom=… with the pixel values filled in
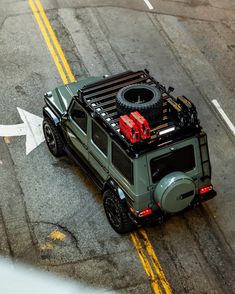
left=43, top=118, right=65, bottom=157
left=103, top=190, right=134, bottom=234
left=116, top=84, right=162, bottom=121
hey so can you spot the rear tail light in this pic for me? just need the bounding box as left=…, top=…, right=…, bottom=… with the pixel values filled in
left=199, top=185, right=213, bottom=195
left=138, top=208, right=152, bottom=217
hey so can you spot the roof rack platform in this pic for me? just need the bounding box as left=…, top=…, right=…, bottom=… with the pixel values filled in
left=76, top=69, right=201, bottom=156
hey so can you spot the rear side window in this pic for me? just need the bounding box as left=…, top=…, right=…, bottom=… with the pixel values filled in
left=150, top=145, right=195, bottom=183
left=92, top=121, right=108, bottom=155
left=112, top=143, right=133, bottom=185
left=71, top=103, right=87, bottom=133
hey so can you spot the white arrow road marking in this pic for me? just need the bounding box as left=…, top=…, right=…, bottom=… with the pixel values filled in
left=0, top=123, right=26, bottom=137
left=0, top=108, right=45, bottom=155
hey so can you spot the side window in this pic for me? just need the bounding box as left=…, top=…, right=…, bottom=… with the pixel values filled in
left=70, top=102, right=87, bottom=133
left=112, top=143, right=133, bottom=185
left=92, top=121, right=108, bottom=155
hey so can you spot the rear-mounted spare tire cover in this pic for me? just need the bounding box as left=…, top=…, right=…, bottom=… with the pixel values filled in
left=116, top=84, right=162, bottom=121
left=154, top=172, right=195, bottom=213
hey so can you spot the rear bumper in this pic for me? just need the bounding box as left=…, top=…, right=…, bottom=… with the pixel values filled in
left=129, top=189, right=217, bottom=225
left=194, top=189, right=217, bottom=203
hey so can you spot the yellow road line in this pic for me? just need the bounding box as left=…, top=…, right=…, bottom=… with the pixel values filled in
left=28, top=0, right=68, bottom=84
left=28, top=2, right=172, bottom=293
left=139, top=229, right=173, bottom=294
left=131, top=232, right=162, bottom=294
left=35, top=0, right=76, bottom=83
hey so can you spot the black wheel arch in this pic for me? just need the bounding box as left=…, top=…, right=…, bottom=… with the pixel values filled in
left=103, top=178, right=127, bottom=202
left=43, top=117, right=66, bottom=157
left=43, top=106, right=60, bottom=126
left=43, top=106, right=66, bottom=143
left=103, top=188, right=135, bottom=233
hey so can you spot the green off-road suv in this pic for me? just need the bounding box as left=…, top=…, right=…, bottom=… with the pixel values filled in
left=43, top=70, right=216, bottom=233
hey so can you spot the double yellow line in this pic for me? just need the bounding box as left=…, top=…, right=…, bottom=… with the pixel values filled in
left=28, top=1, right=172, bottom=293
left=132, top=229, right=172, bottom=293
left=28, top=0, right=75, bottom=84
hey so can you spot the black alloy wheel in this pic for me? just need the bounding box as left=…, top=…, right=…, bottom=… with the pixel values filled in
left=43, top=118, right=65, bottom=157
left=103, top=189, right=134, bottom=234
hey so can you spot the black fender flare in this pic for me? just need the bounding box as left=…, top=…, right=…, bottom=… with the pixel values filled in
left=103, top=179, right=127, bottom=201
left=43, top=106, right=66, bottom=144
left=103, top=179, right=136, bottom=225
left=43, top=106, right=60, bottom=126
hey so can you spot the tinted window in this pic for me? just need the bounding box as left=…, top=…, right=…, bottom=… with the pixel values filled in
left=150, top=145, right=195, bottom=183
left=92, top=121, right=108, bottom=155
left=112, top=143, right=133, bottom=185
left=71, top=103, right=87, bottom=133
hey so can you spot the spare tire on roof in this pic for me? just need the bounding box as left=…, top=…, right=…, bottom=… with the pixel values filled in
left=116, top=84, right=162, bottom=121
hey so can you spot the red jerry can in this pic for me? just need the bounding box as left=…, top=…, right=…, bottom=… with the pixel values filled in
left=119, top=115, right=140, bottom=143
left=129, top=111, right=150, bottom=140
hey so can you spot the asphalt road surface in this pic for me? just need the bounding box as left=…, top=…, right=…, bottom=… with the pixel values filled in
left=0, top=0, right=234, bottom=293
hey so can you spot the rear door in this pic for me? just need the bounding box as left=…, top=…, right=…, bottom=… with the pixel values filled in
left=88, top=120, right=109, bottom=181
left=147, top=139, right=200, bottom=185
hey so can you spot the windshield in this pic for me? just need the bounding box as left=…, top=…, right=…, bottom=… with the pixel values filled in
left=150, top=145, right=195, bottom=183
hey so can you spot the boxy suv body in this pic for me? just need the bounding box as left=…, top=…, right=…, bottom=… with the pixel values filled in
left=43, top=70, right=216, bottom=233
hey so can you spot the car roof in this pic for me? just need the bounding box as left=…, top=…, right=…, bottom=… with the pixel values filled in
left=74, top=70, right=202, bottom=158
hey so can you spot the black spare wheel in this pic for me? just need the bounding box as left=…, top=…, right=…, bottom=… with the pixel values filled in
left=116, top=84, right=162, bottom=120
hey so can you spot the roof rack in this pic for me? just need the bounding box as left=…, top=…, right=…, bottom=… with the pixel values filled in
left=76, top=70, right=201, bottom=156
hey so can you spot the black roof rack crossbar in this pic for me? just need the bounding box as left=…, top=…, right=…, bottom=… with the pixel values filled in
left=82, top=72, right=146, bottom=94
left=86, top=78, right=157, bottom=105
left=98, top=105, right=116, bottom=113
left=87, top=92, right=116, bottom=104
left=92, top=99, right=116, bottom=109
left=103, top=111, right=118, bottom=119
left=83, top=76, right=148, bottom=100
left=109, top=118, right=119, bottom=124
left=82, top=70, right=134, bottom=90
